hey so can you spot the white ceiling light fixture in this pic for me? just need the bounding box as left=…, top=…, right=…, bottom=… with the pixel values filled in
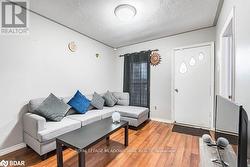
left=114, top=4, right=137, bottom=21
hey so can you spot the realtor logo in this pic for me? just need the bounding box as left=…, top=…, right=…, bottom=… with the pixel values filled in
left=2, top=1, right=26, bottom=27
left=1, top=0, right=29, bottom=35
left=0, top=160, right=8, bottom=167
left=0, top=160, right=25, bottom=166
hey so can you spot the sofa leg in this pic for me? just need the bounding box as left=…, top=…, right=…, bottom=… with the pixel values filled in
left=129, top=126, right=138, bottom=130
left=41, top=153, right=48, bottom=160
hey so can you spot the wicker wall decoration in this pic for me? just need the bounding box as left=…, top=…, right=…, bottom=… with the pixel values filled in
left=150, top=51, right=161, bottom=66
left=68, top=41, right=77, bottom=52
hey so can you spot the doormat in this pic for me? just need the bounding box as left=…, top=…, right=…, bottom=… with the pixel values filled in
left=172, top=124, right=210, bottom=137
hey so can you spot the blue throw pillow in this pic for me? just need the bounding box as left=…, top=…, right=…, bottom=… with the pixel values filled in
left=68, top=90, right=90, bottom=114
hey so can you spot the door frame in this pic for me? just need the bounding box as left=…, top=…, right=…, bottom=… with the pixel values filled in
left=218, top=7, right=236, bottom=101
left=171, top=42, right=215, bottom=130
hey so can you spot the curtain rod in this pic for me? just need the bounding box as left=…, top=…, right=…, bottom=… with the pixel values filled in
left=119, top=49, right=159, bottom=57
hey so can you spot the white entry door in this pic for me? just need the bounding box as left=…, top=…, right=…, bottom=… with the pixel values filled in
left=173, top=43, right=214, bottom=128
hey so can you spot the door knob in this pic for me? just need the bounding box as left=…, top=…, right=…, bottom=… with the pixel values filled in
left=174, top=89, right=179, bottom=93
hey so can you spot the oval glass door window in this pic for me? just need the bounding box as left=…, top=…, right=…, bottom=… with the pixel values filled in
left=179, top=62, right=188, bottom=74
left=189, top=57, right=196, bottom=66
left=199, top=52, right=204, bottom=60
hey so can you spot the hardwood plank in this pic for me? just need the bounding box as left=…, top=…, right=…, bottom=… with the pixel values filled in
left=181, top=135, right=193, bottom=167
left=106, top=121, right=160, bottom=167
left=0, top=121, right=200, bottom=167
left=137, top=123, right=171, bottom=167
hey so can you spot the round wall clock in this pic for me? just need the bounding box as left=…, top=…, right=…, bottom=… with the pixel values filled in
left=150, top=52, right=161, bottom=66
left=68, top=41, right=77, bottom=52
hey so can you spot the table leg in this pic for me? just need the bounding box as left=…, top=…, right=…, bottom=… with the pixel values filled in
left=106, top=136, right=110, bottom=146
left=78, top=150, right=85, bottom=167
left=124, top=124, right=128, bottom=146
left=56, top=141, right=63, bottom=167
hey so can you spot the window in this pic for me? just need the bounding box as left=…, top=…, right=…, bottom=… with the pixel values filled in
left=129, top=63, right=148, bottom=107
left=123, top=51, right=151, bottom=108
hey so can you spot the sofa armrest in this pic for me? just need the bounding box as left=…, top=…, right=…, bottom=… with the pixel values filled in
left=23, top=113, right=46, bottom=139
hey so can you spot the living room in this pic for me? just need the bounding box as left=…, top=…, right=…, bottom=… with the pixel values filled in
left=0, top=0, right=250, bottom=166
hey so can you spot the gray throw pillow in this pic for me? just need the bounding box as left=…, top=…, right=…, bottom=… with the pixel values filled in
left=91, top=92, right=105, bottom=109
left=103, top=91, right=118, bottom=107
left=34, top=93, right=71, bottom=121
left=111, top=92, right=118, bottom=104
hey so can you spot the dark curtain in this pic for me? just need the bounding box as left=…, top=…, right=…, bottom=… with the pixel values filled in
left=123, top=51, right=151, bottom=108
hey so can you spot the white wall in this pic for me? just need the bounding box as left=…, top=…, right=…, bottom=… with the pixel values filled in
left=216, top=0, right=250, bottom=116
left=0, top=11, right=117, bottom=150
left=114, top=27, right=216, bottom=122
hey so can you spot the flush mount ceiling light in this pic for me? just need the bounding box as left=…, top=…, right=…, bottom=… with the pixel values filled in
left=114, top=4, right=136, bottom=21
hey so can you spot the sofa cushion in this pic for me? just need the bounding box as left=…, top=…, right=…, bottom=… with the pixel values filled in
left=91, top=92, right=105, bottom=110
left=37, top=117, right=81, bottom=142
left=28, top=94, right=94, bottom=113
left=116, top=106, right=149, bottom=119
left=103, top=91, right=118, bottom=107
left=68, top=90, right=90, bottom=114
left=66, top=110, right=102, bottom=126
left=28, top=98, right=46, bottom=113
left=34, top=93, right=71, bottom=122
left=100, top=106, right=119, bottom=119
left=113, top=92, right=129, bottom=106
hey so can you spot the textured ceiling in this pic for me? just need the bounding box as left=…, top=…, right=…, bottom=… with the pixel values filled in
left=28, top=0, right=221, bottom=48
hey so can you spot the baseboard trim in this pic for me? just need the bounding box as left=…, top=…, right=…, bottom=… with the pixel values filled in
left=151, top=118, right=174, bottom=124
left=0, top=143, right=26, bottom=156
left=174, top=122, right=212, bottom=131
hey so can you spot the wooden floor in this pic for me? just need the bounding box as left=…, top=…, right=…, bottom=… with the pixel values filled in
left=0, top=121, right=200, bottom=167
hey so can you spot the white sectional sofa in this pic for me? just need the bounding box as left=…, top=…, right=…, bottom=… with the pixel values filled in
left=23, top=92, right=149, bottom=157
